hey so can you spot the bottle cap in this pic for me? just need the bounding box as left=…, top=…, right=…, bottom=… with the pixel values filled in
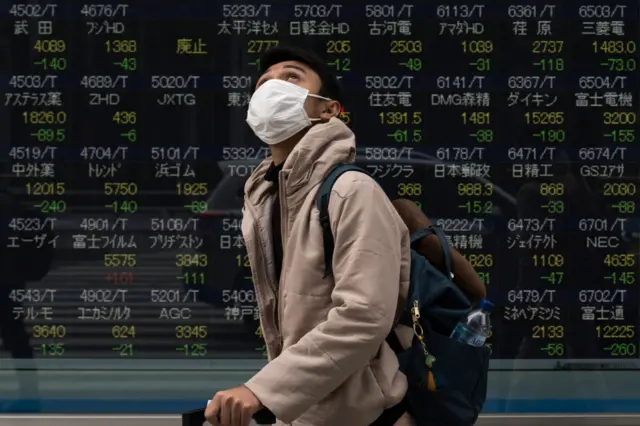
left=479, top=298, right=494, bottom=312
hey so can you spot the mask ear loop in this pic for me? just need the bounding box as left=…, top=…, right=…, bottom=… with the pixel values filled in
left=308, top=94, right=332, bottom=101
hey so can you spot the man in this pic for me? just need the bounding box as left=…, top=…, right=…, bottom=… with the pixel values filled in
left=205, top=46, right=413, bottom=426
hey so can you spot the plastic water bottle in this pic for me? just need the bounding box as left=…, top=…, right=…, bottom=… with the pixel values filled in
left=450, top=298, right=494, bottom=347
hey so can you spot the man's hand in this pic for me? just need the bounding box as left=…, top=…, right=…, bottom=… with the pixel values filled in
left=205, top=385, right=263, bottom=426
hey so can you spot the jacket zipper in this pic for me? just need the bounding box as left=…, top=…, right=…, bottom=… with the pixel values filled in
left=277, top=170, right=288, bottom=337
left=244, top=203, right=282, bottom=357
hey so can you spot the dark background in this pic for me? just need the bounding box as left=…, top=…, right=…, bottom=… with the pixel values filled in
left=1, top=0, right=639, bottom=363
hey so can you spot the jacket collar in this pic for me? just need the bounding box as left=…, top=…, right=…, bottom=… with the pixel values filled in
left=244, top=117, right=356, bottom=210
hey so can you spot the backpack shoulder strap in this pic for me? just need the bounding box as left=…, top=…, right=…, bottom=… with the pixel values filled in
left=316, top=164, right=369, bottom=278
left=410, top=226, right=453, bottom=277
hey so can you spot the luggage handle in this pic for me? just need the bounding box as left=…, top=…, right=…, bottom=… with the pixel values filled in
left=182, top=407, right=276, bottom=425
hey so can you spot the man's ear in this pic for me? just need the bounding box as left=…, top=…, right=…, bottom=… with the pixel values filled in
left=320, top=100, right=341, bottom=119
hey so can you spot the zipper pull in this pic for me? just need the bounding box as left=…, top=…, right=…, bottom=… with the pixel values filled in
left=411, top=300, right=420, bottom=322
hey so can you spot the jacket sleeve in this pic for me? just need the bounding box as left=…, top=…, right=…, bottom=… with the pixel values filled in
left=244, top=175, right=406, bottom=423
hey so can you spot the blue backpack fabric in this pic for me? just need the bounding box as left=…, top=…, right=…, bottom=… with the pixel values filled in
left=317, top=164, right=490, bottom=426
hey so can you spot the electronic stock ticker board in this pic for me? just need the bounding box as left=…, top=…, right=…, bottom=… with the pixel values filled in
left=1, top=0, right=639, bottom=369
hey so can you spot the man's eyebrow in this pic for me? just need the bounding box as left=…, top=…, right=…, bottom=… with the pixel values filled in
left=283, top=64, right=306, bottom=73
left=263, top=64, right=307, bottom=75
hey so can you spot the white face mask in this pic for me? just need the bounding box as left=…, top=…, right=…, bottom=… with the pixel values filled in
left=246, top=79, right=332, bottom=145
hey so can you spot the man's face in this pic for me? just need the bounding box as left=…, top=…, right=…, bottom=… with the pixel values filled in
left=255, top=60, right=340, bottom=120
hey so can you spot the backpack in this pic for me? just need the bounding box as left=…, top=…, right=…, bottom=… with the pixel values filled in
left=317, top=164, right=490, bottom=426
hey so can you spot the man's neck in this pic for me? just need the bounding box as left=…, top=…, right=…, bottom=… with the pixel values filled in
left=269, top=132, right=304, bottom=165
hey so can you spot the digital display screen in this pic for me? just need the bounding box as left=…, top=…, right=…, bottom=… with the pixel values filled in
left=1, top=0, right=639, bottom=366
